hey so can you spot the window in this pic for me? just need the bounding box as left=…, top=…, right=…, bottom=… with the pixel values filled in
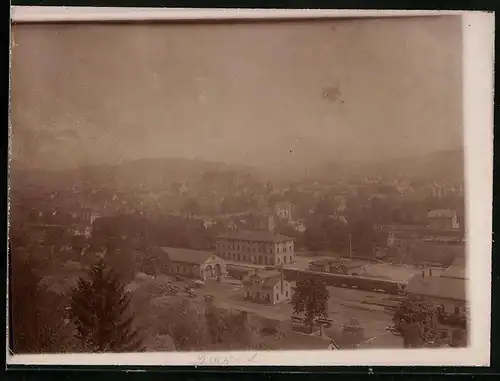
left=177, top=266, right=180, bottom=273
left=286, top=291, right=289, bottom=297
left=276, top=294, right=279, bottom=301
left=284, top=256, right=287, bottom=264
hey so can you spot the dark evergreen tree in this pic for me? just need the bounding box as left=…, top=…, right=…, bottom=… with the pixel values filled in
left=68, top=260, right=142, bottom=352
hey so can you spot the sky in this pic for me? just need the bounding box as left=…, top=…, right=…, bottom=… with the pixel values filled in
left=11, top=16, right=463, bottom=171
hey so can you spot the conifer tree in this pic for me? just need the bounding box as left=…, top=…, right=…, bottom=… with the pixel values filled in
left=68, top=259, right=142, bottom=352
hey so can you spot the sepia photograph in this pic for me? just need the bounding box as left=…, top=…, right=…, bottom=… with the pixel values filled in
left=7, top=8, right=493, bottom=367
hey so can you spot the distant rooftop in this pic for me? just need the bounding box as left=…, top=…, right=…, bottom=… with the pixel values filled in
left=441, top=257, right=467, bottom=280
left=428, top=209, right=457, bottom=218
left=242, top=270, right=281, bottom=286
left=405, top=274, right=466, bottom=302
left=216, top=230, right=294, bottom=243
left=159, top=247, right=217, bottom=265
left=383, top=224, right=465, bottom=238
left=274, top=201, right=292, bottom=208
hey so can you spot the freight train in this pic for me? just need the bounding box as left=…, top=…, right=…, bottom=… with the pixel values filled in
left=226, top=265, right=407, bottom=295
left=284, top=268, right=406, bottom=295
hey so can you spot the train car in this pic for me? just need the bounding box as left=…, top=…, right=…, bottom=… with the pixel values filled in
left=226, top=266, right=251, bottom=280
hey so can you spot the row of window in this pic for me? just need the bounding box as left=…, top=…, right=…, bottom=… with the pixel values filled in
left=221, top=252, right=275, bottom=265
left=171, top=265, right=192, bottom=274
left=220, top=252, right=294, bottom=265
left=216, top=242, right=293, bottom=253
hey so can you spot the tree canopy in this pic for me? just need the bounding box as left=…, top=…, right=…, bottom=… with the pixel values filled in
left=162, top=300, right=210, bottom=350
left=393, top=296, right=437, bottom=348
left=68, top=260, right=142, bottom=352
left=291, top=278, right=330, bottom=333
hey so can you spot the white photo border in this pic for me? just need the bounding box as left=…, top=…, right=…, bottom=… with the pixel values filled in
left=7, top=7, right=495, bottom=367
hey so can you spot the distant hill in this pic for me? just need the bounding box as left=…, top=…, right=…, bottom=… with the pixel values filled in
left=9, top=148, right=464, bottom=191
left=9, top=157, right=264, bottom=191
left=309, top=148, right=464, bottom=184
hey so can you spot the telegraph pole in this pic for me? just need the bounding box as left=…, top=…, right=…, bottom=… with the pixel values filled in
left=349, top=233, right=352, bottom=259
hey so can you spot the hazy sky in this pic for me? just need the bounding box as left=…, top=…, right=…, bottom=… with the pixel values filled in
left=11, top=16, right=463, bottom=170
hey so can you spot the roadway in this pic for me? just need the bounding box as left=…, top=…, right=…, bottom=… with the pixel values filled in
left=153, top=274, right=396, bottom=339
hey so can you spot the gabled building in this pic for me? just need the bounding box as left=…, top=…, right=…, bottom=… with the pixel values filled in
left=160, top=247, right=226, bottom=280
left=242, top=268, right=293, bottom=305
left=216, top=230, right=295, bottom=266
left=405, top=263, right=467, bottom=318
left=428, top=209, right=460, bottom=230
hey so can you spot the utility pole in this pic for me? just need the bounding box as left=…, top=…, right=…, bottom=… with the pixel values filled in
left=349, top=233, right=352, bottom=259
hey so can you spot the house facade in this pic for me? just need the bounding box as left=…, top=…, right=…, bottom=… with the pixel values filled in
left=428, top=209, right=460, bottom=230
left=242, top=270, right=293, bottom=305
left=274, top=202, right=293, bottom=221
left=405, top=264, right=467, bottom=322
left=216, top=230, right=295, bottom=267
left=160, top=247, right=226, bottom=280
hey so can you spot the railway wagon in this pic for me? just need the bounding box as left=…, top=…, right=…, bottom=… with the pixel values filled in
left=283, top=268, right=406, bottom=295
left=226, top=266, right=251, bottom=280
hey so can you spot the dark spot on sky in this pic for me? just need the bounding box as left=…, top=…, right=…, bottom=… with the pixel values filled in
left=322, top=86, right=342, bottom=102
